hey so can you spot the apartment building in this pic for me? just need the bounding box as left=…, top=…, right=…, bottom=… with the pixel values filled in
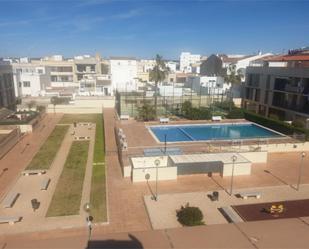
left=110, top=57, right=138, bottom=92
left=0, top=62, right=16, bottom=110
left=242, top=50, right=309, bottom=125
left=10, top=54, right=112, bottom=97
left=187, top=75, right=229, bottom=95
left=180, top=52, right=201, bottom=73
left=12, top=60, right=50, bottom=97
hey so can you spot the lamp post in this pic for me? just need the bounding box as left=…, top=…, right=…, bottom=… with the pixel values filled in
left=83, top=203, right=93, bottom=241
left=297, top=152, right=306, bottom=191
left=154, top=159, right=161, bottom=201
left=230, top=155, right=237, bottom=196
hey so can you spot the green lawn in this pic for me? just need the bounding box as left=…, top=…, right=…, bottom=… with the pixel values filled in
left=47, top=141, right=89, bottom=217
left=59, top=114, right=107, bottom=222
left=26, top=125, right=69, bottom=170
left=90, top=115, right=107, bottom=222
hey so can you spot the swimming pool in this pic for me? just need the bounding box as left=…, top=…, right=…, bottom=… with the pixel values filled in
left=149, top=123, right=284, bottom=142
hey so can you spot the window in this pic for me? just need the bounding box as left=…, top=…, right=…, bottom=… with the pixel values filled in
left=23, top=81, right=30, bottom=87
left=37, top=69, right=43, bottom=74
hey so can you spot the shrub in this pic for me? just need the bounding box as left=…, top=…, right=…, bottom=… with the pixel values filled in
left=292, top=119, right=305, bottom=129
left=244, top=111, right=309, bottom=140
left=226, top=108, right=244, bottom=119
left=176, top=203, right=204, bottom=226
left=137, top=103, right=156, bottom=121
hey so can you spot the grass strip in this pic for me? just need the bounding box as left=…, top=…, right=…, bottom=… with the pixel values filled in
left=47, top=141, right=89, bottom=217
left=58, top=114, right=107, bottom=222
left=90, top=114, right=107, bottom=222
left=26, top=125, right=69, bottom=170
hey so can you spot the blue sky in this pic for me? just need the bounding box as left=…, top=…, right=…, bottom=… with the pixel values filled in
left=0, top=0, right=308, bottom=59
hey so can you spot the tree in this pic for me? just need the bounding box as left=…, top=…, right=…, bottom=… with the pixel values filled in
left=26, top=100, right=37, bottom=111
left=36, top=105, right=46, bottom=113
left=137, top=103, right=156, bottom=121
left=200, top=54, right=225, bottom=76
left=149, top=55, right=169, bottom=117
left=181, top=100, right=192, bottom=117
left=176, top=203, right=204, bottom=226
left=50, top=97, right=64, bottom=114
left=224, top=64, right=242, bottom=87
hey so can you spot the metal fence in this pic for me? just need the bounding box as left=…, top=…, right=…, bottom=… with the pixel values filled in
left=116, top=91, right=229, bottom=118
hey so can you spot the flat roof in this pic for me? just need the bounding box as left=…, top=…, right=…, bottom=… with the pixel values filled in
left=169, top=153, right=250, bottom=165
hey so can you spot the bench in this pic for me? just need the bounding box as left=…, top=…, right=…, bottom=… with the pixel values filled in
left=120, top=114, right=129, bottom=120
left=160, top=118, right=169, bottom=123
left=0, top=216, right=22, bottom=225
left=220, top=206, right=243, bottom=223
left=22, top=170, right=46, bottom=176
left=2, top=193, right=20, bottom=208
left=238, top=192, right=261, bottom=199
left=40, top=178, right=51, bottom=190
left=212, top=116, right=222, bottom=122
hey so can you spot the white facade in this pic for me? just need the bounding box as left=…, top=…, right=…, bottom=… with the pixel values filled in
left=79, top=74, right=112, bottom=96
left=158, top=85, right=183, bottom=97
left=13, top=64, right=50, bottom=97
left=110, top=58, right=138, bottom=92
left=180, top=52, right=201, bottom=73
left=188, top=76, right=230, bottom=95
left=166, top=61, right=177, bottom=73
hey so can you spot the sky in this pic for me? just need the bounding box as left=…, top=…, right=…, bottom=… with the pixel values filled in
left=0, top=0, right=308, bottom=59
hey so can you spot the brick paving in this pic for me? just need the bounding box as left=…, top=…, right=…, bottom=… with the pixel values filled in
left=0, top=114, right=63, bottom=201
left=1, top=110, right=309, bottom=248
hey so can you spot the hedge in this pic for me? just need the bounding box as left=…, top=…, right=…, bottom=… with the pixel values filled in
left=244, top=111, right=309, bottom=140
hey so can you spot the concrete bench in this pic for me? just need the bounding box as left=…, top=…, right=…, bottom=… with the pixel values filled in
left=220, top=206, right=243, bottom=223
left=160, top=118, right=169, bottom=123
left=120, top=114, right=129, bottom=120
left=0, top=216, right=22, bottom=225
left=22, top=170, right=46, bottom=176
left=3, top=193, right=20, bottom=208
left=212, top=116, right=222, bottom=122
left=238, top=192, right=261, bottom=199
left=40, top=178, right=51, bottom=190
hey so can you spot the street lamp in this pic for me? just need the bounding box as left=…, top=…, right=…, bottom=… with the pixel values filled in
left=154, top=159, right=161, bottom=201
left=83, top=203, right=93, bottom=241
left=296, top=152, right=306, bottom=191
left=230, top=155, right=237, bottom=196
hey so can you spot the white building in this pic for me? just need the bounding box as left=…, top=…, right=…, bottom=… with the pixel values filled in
left=187, top=76, right=230, bottom=95
left=180, top=52, right=201, bottom=73
left=110, top=57, right=138, bottom=92
left=166, top=61, right=178, bottom=73
left=12, top=62, right=50, bottom=97
left=79, top=74, right=112, bottom=96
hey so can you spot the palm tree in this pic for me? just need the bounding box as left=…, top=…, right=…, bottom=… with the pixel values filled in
left=224, top=64, right=242, bottom=90
left=149, top=54, right=169, bottom=117
left=224, top=64, right=243, bottom=111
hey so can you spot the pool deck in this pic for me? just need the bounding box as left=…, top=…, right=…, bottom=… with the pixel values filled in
left=118, top=119, right=300, bottom=169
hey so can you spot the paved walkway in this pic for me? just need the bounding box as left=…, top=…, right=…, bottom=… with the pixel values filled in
left=145, top=183, right=309, bottom=229
left=0, top=114, right=63, bottom=201
left=0, top=122, right=96, bottom=234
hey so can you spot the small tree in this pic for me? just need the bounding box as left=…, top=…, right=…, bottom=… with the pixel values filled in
left=181, top=101, right=192, bottom=117
left=26, top=100, right=37, bottom=111
left=176, top=203, right=204, bottom=226
left=36, top=105, right=46, bottom=113
left=50, top=96, right=63, bottom=114
left=137, top=103, right=156, bottom=121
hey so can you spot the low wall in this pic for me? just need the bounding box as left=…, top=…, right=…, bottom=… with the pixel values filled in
left=222, top=162, right=252, bottom=176
left=132, top=166, right=177, bottom=182
left=239, top=151, right=268, bottom=163
left=47, top=98, right=115, bottom=114
left=0, top=129, right=19, bottom=159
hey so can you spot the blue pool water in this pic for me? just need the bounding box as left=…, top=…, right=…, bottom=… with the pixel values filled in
left=149, top=123, right=283, bottom=142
